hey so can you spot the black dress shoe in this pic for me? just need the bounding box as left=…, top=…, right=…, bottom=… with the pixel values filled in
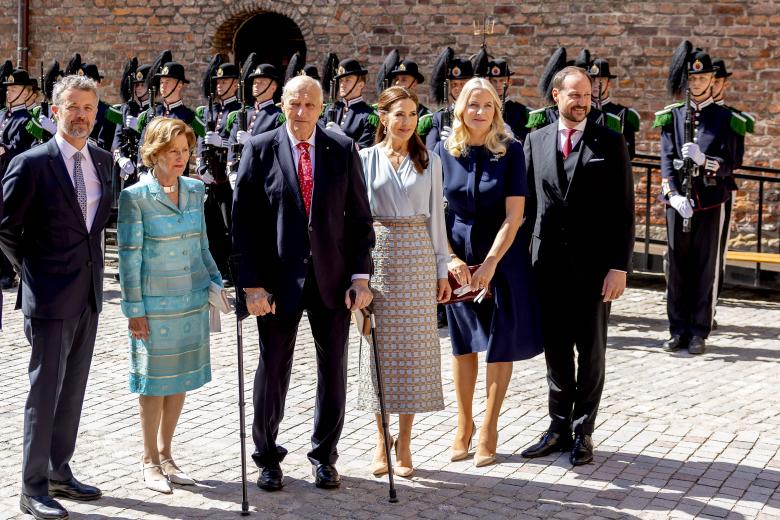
left=570, top=434, right=594, bottom=466
left=662, top=334, right=686, bottom=352
left=257, top=465, right=283, bottom=491
left=437, top=305, right=447, bottom=329
left=0, top=275, right=17, bottom=290
left=20, top=494, right=68, bottom=519
left=521, top=431, right=573, bottom=458
left=313, top=464, right=341, bottom=489
left=48, top=477, right=102, bottom=502
left=688, top=336, right=706, bottom=355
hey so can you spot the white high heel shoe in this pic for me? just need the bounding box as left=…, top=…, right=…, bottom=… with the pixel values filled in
left=143, top=463, right=173, bottom=494
left=161, top=458, right=196, bottom=485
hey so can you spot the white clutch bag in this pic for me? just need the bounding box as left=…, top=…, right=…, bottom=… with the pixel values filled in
left=208, top=282, right=231, bottom=332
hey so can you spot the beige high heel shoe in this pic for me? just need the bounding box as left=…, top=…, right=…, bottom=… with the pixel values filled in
left=142, top=462, right=173, bottom=494
left=450, top=421, right=476, bottom=462
left=474, top=432, right=498, bottom=467
left=371, top=436, right=394, bottom=477
left=394, top=442, right=414, bottom=478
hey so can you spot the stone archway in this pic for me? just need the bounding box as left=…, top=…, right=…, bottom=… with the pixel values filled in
left=233, top=12, right=306, bottom=71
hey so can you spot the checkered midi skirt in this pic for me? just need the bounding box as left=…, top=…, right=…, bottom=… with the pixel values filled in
left=356, top=215, right=444, bottom=414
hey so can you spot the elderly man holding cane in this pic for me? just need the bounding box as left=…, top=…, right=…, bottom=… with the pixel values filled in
left=232, top=75, right=375, bottom=492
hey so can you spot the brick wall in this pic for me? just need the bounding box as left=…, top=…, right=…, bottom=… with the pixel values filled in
left=2, top=0, right=778, bottom=245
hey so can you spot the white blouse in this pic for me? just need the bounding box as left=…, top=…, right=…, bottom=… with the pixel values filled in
left=359, top=145, right=449, bottom=278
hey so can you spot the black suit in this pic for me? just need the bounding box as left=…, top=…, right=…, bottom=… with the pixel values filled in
left=0, top=137, right=112, bottom=496
left=525, top=120, right=634, bottom=436
left=232, top=125, right=374, bottom=467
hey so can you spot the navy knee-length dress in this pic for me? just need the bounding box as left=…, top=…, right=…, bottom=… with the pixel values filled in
left=436, top=140, right=543, bottom=363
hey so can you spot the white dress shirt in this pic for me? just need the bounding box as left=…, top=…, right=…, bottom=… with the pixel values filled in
left=54, top=133, right=102, bottom=231
left=284, top=124, right=368, bottom=281
left=557, top=118, right=588, bottom=154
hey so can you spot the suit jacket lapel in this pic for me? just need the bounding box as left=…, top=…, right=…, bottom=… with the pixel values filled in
left=540, top=124, right=567, bottom=200
left=47, top=139, right=87, bottom=230
left=274, top=126, right=306, bottom=216
left=88, top=144, right=113, bottom=229
left=564, top=122, right=597, bottom=200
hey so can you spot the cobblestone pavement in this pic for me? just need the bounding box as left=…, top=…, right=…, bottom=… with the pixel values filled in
left=1, top=276, right=779, bottom=520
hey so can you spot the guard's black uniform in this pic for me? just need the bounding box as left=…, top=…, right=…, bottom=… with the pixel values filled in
left=657, top=97, right=741, bottom=341
left=503, top=100, right=531, bottom=142
left=226, top=99, right=283, bottom=163
left=329, top=96, right=376, bottom=148
left=600, top=99, right=640, bottom=159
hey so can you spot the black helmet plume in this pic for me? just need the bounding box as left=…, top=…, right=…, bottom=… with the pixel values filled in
left=285, top=51, right=303, bottom=84
left=241, top=52, right=258, bottom=102
left=320, top=52, right=340, bottom=93
left=119, top=57, right=138, bottom=102
left=667, top=40, right=693, bottom=98
left=146, top=49, right=172, bottom=93
left=65, top=53, right=82, bottom=76
left=430, top=46, right=454, bottom=104
left=472, top=45, right=490, bottom=77
left=573, top=48, right=591, bottom=70
left=539, top=47, right=567, bottom=103
left=202, top=53, right=226, bottom=99
left=376, top=48, right=400, bottom=95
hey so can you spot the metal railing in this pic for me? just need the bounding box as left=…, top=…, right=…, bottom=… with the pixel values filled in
left=631, top=153, right=780, bottom=287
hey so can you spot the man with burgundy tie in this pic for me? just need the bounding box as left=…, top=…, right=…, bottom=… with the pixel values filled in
left=1, top=74, right=112, bottom=519
left=521, top=66, right=634, bottom=466
left=232, top=75, right=375, bottom=491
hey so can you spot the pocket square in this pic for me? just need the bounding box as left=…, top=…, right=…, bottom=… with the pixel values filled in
left=588, top=157, right=605, bottom=163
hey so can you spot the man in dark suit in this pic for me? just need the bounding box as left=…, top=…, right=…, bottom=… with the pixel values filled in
left=232, top=75, right=374, bottom=492
left=521, top=66, right=635, bottom=467
left=0, top=74, right=112, bottom=519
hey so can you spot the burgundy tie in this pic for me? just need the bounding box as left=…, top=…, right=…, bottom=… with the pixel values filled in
left=562, top=128, right=576, bottom=159
left=296, top=142, right=313, bottom=215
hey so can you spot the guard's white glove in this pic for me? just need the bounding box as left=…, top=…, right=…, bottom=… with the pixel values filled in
left=440, top=125, right=452, bottom=141
left=201, top=171, right=216, bottom=184
left=325, top=121, right=346, bottom=136
left=682, top=142, right=705, bottom=166
left=125, top=115, right=139, bottom=131
left=669, top=194, right=694, bottom=219
left=204, top=131, right=224, bottom=147
left=118, top=157, right=135, bottom=178
left=40, top=116, right=57, bottom=135
left=229, top=171, right=238, bottom=190
left=236, top=130, right=251, bottom=145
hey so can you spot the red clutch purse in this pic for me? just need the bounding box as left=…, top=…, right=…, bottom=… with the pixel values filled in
left=446, top=264, right=493, bottom=305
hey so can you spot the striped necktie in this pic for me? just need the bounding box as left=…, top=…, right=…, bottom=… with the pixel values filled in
left=73, top=151, right=88, bottom=223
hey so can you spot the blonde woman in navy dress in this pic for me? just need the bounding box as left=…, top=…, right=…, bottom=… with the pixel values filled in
left=118, top=118, right=223, bottom=493
left=434, top=78, right=543, bottom=467
left=357, top=86, right=451, bottom=478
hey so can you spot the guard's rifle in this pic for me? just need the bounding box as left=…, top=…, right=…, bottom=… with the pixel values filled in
left=442, top=76, right=451, bottom=129
left=326, top=78, right=340, bottom=124
left=500, top=81, right=508, bottom=120
left=119, top=70, right=142, bottom=183
left=231, top=64, right=247, bottom=169
left=38, top=62, right=48, bottom=143
left=677, top=72, right=695, bottom=233
left=203, top=90, right=227, bottom=182
left=593, top=78, right=605, bottom=126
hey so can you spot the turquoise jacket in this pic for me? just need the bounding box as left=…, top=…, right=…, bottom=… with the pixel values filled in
left=117, top=175, right=222, bottom=318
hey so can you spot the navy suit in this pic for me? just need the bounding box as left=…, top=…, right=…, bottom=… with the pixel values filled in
left=0, top=137, right=112, bottom=496
left=232, top=124, right=374, bottom=467
left=525, top=120, right=634, bottom=436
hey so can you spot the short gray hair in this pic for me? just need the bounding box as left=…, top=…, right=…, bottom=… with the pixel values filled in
left=52, top=74, right=99, bottom=106
left=281, top=75, right=323, bottom=105
left=551, top=66, right=592, bottom=92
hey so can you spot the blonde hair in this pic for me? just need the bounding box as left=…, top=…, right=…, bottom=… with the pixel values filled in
left=140, top=117, right=196, bottom=168
left=446, top=77, right=509, bottom=158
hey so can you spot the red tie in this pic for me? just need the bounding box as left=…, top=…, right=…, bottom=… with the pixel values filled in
left=562, top=128, right=576, bottom=159
left=296, top=142, right=313, bottom=215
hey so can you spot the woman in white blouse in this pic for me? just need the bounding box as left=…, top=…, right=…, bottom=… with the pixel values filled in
left=356, top=86, right=451, bottom=478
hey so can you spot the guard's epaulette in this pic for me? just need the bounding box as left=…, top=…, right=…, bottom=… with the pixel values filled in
left=25, top=117, right=43, bottom=141
left=277, top=112, right=286, bottom=125
left=137, top=110, right=149, bottom=132
left=742, top=112, right=755, bottom=134
left=417, top=113, right=433, bottom=136
left=652, top=103, right=683, bottom=128
left=604, top=112, right=623, bottom=133
left=105, top=104, right=124, bottom=126
left=195, top=105, right=206, bottom=120
left=225, top=110, right=240, bottom=133
left=626, top=108, right=641, bottom=132
left=31, top=105, right=41, bottom=119
left=729, top=111, right=747, bottom=137
left=367, top=111, right=379, bottom=129
left=370, top=102, right=378, bottom=111
left=525, top=106, right=552, bottom=129
left=191, top=115, right=206, bottom=138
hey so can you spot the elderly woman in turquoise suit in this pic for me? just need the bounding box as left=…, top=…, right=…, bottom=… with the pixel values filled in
left=118, top=117, right=223, bottom=494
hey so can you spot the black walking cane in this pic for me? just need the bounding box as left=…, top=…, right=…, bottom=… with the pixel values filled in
left=350, top=290, right=398, bottom=503
left=229, top=256, right=250, bottom=516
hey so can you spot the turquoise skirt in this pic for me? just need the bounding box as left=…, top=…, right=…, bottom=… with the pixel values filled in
left=128, top=288, right=212, bottom=396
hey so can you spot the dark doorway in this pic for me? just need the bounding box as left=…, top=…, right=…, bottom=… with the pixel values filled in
left=233, top=12, right=306, bottom=72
